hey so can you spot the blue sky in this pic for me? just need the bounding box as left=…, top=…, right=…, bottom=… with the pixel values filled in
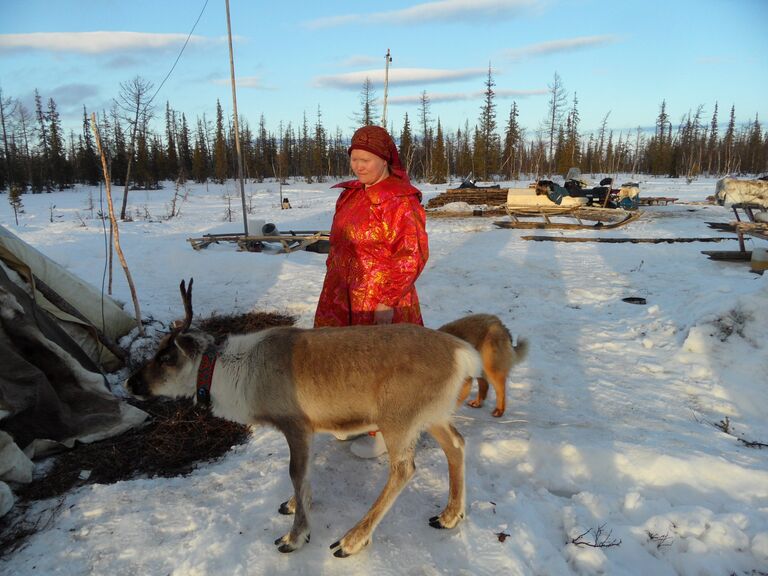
left=2, top=0, right=767, bottom=138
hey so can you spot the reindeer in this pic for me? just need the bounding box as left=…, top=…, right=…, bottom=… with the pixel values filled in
left=126, top=279, right=482, bottom=557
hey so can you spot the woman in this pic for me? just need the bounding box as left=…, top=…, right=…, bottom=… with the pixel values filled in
left=314, top=125, right=429, bottom=457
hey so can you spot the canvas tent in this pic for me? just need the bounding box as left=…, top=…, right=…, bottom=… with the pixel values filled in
left=0, top=224, right=146, bottom=517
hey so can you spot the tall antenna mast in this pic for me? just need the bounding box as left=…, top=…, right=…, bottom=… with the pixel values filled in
left=381, top=48, right=392, bottom=128
left=225, top=0, right=249, bottom=235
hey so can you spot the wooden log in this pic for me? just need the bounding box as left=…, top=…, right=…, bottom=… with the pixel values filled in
left=521, top=236, right=739, bottom=244
left=701, top=250, right=752, bottom=261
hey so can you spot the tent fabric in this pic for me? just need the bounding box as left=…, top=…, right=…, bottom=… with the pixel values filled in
left=0, top=225, right=135, bottom=370
left=0, top=227, right=147, bottom=517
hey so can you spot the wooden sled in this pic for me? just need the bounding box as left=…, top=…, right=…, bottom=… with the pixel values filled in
left=494, top=206, right=641, bottom=230
left=639, top=196, right=678, bottom=206
left=188, top=230, right=330, bottom=253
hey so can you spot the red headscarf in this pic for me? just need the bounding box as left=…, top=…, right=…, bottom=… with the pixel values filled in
left=348, top=125, right=407, bottom=179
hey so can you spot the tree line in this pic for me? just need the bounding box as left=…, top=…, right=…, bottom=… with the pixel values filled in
left=1, top=70, right=766, bottom=203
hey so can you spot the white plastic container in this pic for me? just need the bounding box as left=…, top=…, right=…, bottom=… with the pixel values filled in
left=750, top=247, right=768, bottom=272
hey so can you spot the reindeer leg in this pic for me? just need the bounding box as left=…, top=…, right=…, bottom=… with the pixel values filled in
left=330, top=431, right=416, bottom=558
left=485, top=369, right=507, bottom=417
left=274, top=426, right=313, bottom=553
left=278, top=495, right=296, bottom=515
left=467, top=376, right=489, bottom=409
left=456, top=376, right=474, bottom=408
left=426, top=422, right=466, bottom=529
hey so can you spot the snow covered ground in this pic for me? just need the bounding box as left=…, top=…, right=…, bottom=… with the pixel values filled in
left=1, top=175, right=767, bottom=575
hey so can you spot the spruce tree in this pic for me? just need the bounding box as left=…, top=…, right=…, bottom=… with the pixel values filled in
left=178, top=113, right=193, bottom=181
left=34, top=90, right=50, bottom=191
left=79, top=105, right=101, bottom=185
left=312, top=106, right=327, bottom=182
left=192, top=117, right=209, bottom=183
left=477, top=64, right=499, bottom=180
left=430, top=119, right=447, bottom=184
left=165, top=102, right=179, bottom=181
left=399, top=113, right=413, bottom=174
left=213, top=100, right=228, bottom=184
left=706, top=102, right=719, bottom=175
left=47, top=98, right=68, bottom=189
left=722, top=105, right=736, bottom=174
left=502, top=102, right=521, bottom=180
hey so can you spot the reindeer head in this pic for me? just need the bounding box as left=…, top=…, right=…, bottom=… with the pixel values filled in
left=126, top=278, right=214, bottom=399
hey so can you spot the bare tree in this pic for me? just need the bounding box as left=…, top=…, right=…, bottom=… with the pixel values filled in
left=418, top=91, right=432, bottom=180
left=116, top=76, right=154, bottom=220
left=0, top=86, right=17, bottom=188
left=355, top=77, right=378, bottom=127
left=544, top=72, right=567, bottom=176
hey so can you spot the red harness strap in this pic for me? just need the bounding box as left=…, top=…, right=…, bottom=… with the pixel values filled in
left=196, top=347, right=218, bottom=406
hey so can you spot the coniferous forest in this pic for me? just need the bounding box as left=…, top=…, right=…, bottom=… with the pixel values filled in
left=1, top=70, right=766, bottom=201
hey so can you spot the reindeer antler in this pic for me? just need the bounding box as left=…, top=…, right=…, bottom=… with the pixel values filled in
left=178, top=278, right=194, bottom=332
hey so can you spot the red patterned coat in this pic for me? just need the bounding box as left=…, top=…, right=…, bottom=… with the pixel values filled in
left=313, top=174, right=429, bottom=327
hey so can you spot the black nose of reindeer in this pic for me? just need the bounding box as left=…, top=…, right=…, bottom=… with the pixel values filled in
left=126, top=372, right=149, bottom=397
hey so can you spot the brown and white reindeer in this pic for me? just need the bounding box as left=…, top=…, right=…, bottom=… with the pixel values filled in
left=126, top=279, right=482, bottom=558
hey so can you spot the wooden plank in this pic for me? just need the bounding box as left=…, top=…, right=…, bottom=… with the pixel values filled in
left=521, top=236, right=739, bottom=244
left=701, top=250, right=752, bottom=261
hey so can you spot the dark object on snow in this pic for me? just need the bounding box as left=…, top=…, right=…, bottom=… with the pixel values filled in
left=457, top=175, right=501, bottom=189
left=304, top=239, right=331, bottom=253
left=622, top=297, right=647, bottom=305
left=600, top=177, right=613, bottom=186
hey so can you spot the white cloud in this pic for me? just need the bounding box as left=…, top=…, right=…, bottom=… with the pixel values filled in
left=314, top=67, right=487, bottom=89
left=305, top=0, right=541, bottom=29
left=389, top=87, right=547, bottom=105
left=504, top=35, right=619, bottom=60
left=0, top=32, right=208, bottom=54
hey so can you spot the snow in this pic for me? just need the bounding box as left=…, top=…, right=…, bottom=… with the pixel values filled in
left=1, top=176, right=767, bottom=575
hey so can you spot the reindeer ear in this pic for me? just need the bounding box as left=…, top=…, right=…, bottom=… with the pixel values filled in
left=175, top=332, right=206, bottom=359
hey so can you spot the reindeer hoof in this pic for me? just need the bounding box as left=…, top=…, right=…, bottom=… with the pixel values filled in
left=467, top=400, right=482, bottom=408
left=429, top=515, right=448, bottom=529
left=330, top=537, right=369, bottom=557
left=278, top=500, right=294, bottom=515
left=330, top=540, right=349, bottom=558
left=333, top=548, right=350, bottom=558
left=491, top=408, right=504, bottom=417
left=274, top=533, right=309, bottom=553
left=429, top=512, right=464, bottom=529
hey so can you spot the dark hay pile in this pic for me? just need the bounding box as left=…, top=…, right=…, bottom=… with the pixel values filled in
left=1, top=310, right=295, bottom=554
left=16, top=310, right=296, bottom=503
left=199, top=310, right=295, bottom=343
left=14, top=398, right=249, bottom=503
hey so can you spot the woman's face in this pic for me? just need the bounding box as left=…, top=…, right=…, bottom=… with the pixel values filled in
left=350, top=149, right=389, bottom=187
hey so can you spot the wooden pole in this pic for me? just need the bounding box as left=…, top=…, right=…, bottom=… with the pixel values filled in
left=381, top=49, right=392, bottom=128
left=91, top=113, right=144, bottom=337
left=225, top=0, right=249, bottom=235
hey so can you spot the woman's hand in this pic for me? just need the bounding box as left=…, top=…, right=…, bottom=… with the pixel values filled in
left=374, top=303, right=394, bottom=325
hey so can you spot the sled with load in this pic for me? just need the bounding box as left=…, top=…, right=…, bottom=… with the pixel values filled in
left=188, top=220, right=330, bottom=254
left=495, top=169, right=641, bottom=230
